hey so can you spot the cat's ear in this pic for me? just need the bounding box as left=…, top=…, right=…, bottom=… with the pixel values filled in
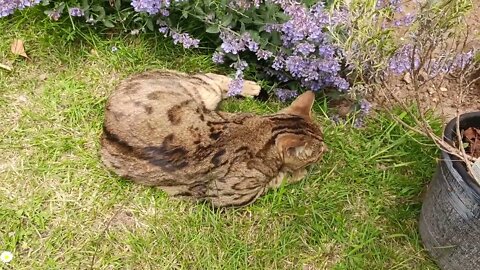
left=279, top=90, right=315, bottom=120
left=276, top=134, right=313, bottom=159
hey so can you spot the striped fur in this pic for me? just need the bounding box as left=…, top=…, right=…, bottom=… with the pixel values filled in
left=100, top=70, right=326, bottom=207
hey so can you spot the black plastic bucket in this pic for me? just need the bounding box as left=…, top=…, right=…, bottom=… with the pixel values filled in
left=419, top=111, right=480, bottom=270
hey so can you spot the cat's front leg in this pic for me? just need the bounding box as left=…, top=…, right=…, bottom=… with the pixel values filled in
left=241, top=80, right=261, bottom=97
left=203, top=73, right=261, bottom=98
left=268, top=168, right=307, bottom=190
left=287, top=168, right=307, bottom=184
left=268, top=171, right=287, bottom=189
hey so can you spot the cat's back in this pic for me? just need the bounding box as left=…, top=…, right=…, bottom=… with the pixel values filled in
left=104, top=70, right=210, bottom=146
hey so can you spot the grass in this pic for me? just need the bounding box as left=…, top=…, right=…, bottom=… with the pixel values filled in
left=0, top=9, right=441, bottom=270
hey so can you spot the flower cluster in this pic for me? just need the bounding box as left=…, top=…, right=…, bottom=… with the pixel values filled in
left=1, top=0, right=352, bottom=99
left=427, top=50, right=475, bottom=77
left=158, top=24, right=200, bottom=49
left=376, top=0, right=401, bottom=11
left=68, top=7, right=84, bottom=17
left=229, top=0, right=262, bottom=10
left=227, top=59, right=248, bottom=96
left=275, top=88, right=298, bottom=102
left=215, top=1, right=350, bottom=95
left=388, top=44, right=420, bottom=74
left=0, top=0, right=41, bottom=18
left=131, top=0, right=171, bottom=15
left=388, top=44, right=475, bottom=78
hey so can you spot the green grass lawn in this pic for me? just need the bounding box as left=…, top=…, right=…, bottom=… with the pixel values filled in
left=1, top=10, right=440, bottom=270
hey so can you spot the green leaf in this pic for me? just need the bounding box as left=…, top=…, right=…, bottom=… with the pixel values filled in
left=240, top=21, right=246, bottom=32
left=146, top=19, right=154, bottom=31
left=115, top=0, right=121, bottom=11
left=103, top=20, right=115, bottom=28
left=182, top=10, right=189, bottom=18
left=81, top=0, right=89, bottom=10
left=239, top=17, right=253, bottom=24
left=57, top=2, right=66, bottom=13
left=248, top=30, right=261, bottom=42
left=221, top=13, right=233, bottom=27
left=270, top=31, right=281, bottom=46
left=194, top=5, right=205, bottom=15
left=206, top=25, right=220, bottom=33
left=92, top=5, right=106, bottom=19
left=276, top=12, right=289, bottom=21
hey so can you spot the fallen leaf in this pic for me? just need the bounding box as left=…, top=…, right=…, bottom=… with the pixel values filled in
left=463, top=127, right=480, bottom=158
left=0, top=63, right=12, bottom=71
left=464, top=127, right=477, bottom=141
left=11, top=39, right=30, bottom=59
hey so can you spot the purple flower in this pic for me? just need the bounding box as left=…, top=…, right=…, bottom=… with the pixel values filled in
left=131, top=0, right=171, bottom=15
left=376, top=0, right=402, bottom=11
left=212, top=52, right=225, bottom=64
left=159, top=8, right=169, bottom=16
left=264, top=24, right=281, bottom=33
left=394, top=13, right=416, bottom=27
left=240, top=32, right=259, bottom=52
left=46, top=9, right=62, bottom=21
left=272, top=55, right=285, bottom=70
left=247, top=40, right=259, bottom=52
left=256, top=49, right=273, bottom=60
left=332, top=77, right=350, bottom=91
left=388, top=44, right=420, bottom=74
left=452, top=50, right=474, bottom=69
left=275, top=88, right=298, bottom=102
left=285, top=55, right=308, bottom=77
left=318, top=45, right=335, bottom=58
left=330, top=114, right=344, bottom=125
left=227, top=71, right=244, bottom=96
left=229, top=0, right=262, bottom=9
left=359, top=99, right=371, bottom=115
left=68, top=7, right=84, bottom=17
left=171, top=31, right=200, bottom=49
left=220, top=31, right=246, bottom=54
left=427, top=50, right=476, bottom=77
left=231, top=59, right=248, bottom=71
left=295, top=42, right=316, bottom=56
left=1, top=0, right=41, bottom=17
left=158, top=26, right=169, bottom=36
left=265, top=69, right=290, bottom=83
left=354, top=118, right=364, bottom=128
left=219, top=31, right=259, bottom=54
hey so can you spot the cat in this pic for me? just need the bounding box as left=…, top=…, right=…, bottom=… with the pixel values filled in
left=100, top=70, right=327, bottom=207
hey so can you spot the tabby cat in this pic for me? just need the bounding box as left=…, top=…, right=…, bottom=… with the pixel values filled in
left=100, top=70, right=327, bottom=207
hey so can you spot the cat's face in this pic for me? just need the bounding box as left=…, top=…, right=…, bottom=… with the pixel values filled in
left=275, top=91, right=327, bottom=172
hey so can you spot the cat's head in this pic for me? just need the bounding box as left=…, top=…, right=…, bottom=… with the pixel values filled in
left=275, top=91, right=327, bottom=171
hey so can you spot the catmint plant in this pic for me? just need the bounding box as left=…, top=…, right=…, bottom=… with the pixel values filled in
left=0, top=0, right=41, bottom=17
left=1, top=0, right=351, bottom=99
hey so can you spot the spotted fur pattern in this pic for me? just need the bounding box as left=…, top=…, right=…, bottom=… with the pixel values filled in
left=100, top=70, right=326, bottom=207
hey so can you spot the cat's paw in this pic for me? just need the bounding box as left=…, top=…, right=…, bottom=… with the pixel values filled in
left=288, top=168, right=307, bottom=183
left=241, top=80, right=261, bottom=97
left=268, top=171, right=286, bottom=189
